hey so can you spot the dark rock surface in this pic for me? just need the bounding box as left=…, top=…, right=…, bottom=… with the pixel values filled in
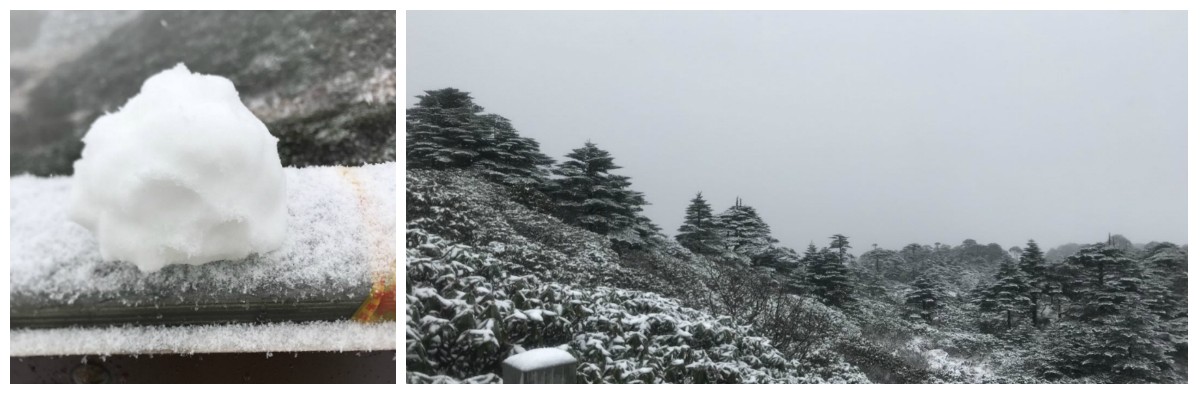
left=10, top=10, right=396, bottom=176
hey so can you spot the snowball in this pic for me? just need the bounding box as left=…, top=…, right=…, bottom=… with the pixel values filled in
left=68, top=63, right=286, bottom=272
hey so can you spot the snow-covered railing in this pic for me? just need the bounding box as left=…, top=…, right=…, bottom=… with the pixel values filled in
left=10, top=163, right=396, bottom=329
left=501, top=348, right=578, bottom=384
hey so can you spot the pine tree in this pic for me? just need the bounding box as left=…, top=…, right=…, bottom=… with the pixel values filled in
left=756, top=245, right=804, bottom=278
left=473, top=113, right=554, bottom=188
left=805, top=240, right=855, bottom=308
left=1018, top=240, right=1048, bottom=327
left=905, top=273, right=946, bottom=325
left=548, top=142, right=654, bottom=247
left=981, top=258, right=1031, bottom=330
left=715, top=198, right=777, bottom=260
left=675, top=192, right=724, bottom=255
left=829, top=234, right=852, bottom=265
left=406, top=88, right=484, bottom=169
left=1044, top=243, right=1179, bottom=383
left=406, top=88, right=555, bottom=188
left=1060, top=244, right=1139, bottom=322
left=782, top=250, right=809, bottom=296
left=860, top=246, right=899, bottom=275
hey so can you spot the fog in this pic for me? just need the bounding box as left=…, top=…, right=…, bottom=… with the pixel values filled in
left=405, top=11, right=1186, bottom=253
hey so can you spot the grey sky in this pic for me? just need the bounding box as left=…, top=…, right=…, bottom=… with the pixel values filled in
left=405, top=11, right=1187, bottom=253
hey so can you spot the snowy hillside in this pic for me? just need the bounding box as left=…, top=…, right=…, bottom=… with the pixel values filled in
left=405, top=170, right=866, bottom=383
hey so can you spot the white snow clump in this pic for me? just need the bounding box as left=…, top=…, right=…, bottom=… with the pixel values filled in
left=68, top=63, right=286, bottom=272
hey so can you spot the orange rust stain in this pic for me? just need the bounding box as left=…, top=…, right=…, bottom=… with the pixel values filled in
left=338, top=166, right=397, bottom=323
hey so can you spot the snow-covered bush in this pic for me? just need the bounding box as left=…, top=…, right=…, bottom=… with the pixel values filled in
left=406, top=226, right=867, bottom=383
left=406, top=169, right=869, bottom=383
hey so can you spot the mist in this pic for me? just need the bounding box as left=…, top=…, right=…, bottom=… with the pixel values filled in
left=405, top=11, right=1186, bottom=253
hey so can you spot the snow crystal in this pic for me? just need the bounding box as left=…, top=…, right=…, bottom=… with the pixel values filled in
left=10, top=320, right=395, bottom=357
left=502, top=347, right=577, bottom=371
left=68, top=63, right=286, bottom=272
left=11, top=162, right=395, bottom=304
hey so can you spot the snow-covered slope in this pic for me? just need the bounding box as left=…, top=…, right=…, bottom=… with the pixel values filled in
left=405, top=169, right=868, bottom=383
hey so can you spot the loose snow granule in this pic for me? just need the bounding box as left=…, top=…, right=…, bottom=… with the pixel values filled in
left=9, top=320, right=395, bottom=356
left=68, top=63, right=286, bottom=272
left=11, top=163, right=395, bottom=303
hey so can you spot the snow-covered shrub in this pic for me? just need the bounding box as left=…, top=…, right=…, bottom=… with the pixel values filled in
left=406, top=230, right=867, bottom=383
left=406, top=169, right=877, bottom=383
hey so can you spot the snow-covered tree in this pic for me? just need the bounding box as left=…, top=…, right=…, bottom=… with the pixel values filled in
left=715, top=198, right=776, bottom=260
left=859, top=246, right=900, bottom=275
left=406, top=88, right=483, bottom=169
left=979, top=258, right=1031, bottom=331
left=472, top=113, right=555, bottom=188
left=1059, top=244, right=1139, bottom=322
left=1039, top=243, right=1180, bottom=383
left=804, top=241, right=855, bottom=308
left=406, top=88, right=554, bottom=188
left=1017, top=240, right=1048, bottom=327
left=675, top=192, right=724, bottom=255
left=905, top=273, right=946, bottom=325
left=829, top=234, right=852, bottom=265
left=548, top=142, right=655, bottom=247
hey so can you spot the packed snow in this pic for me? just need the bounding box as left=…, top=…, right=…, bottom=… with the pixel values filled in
left=10, top=320, right=395, bottom=356
left=502, top=347, right=577, bottom=371
left=11, top=162, right=395, bottom=304
left=68, top=63, right=286, bottom=272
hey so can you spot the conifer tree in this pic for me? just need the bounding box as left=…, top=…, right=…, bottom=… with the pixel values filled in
left=406, top=88, right=554, bottom=188
left=1060, top=244, right=1139, bottom=322
left=756, top=245, right=804, bottom=280
left=406, top=88, right=484, bottom=169
left=1044, top=243, right=1179, bottom=383
left=905, top=273, right=946, bottom=325
left=1018, top=240, right=1048, bottom=327
left=981, top=258, right=1031, bottom=330
left=548, top=142, right=654, bottom=247
left=675, top=192, right=724, bottom=255
left=715, top=198, right=777, bottom=259
left=473, top=113, right=554, bottom=188
left=829, top=234, right=852, bottom=265
left=805, top=239, right=855, bottom=308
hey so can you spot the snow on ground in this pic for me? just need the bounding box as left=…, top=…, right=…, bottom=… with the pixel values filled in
left=905, top=335, right=995, bottom=382
left=10, top=162, right=396, bottom=304
left=10, top=320, right=395, bottom=356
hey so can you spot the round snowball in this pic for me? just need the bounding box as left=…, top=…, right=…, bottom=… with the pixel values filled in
left=68, top=63, right=287, bottom=272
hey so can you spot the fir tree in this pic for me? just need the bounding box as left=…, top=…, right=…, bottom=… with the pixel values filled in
left=981, top=258, right=1031, bottom=330
left=473, top=113, right=555, bottom=188
left=905, top=273, right=946, bottom=325
left=1018, top=240, right=1048, bottom=327
left=406, top=88, right=554, bottom=188
left=715, top=198, right=776, bottom=259
left=548, top=142, right=654, bottom=247
left=1060, top=244, right=1140, bottom=322
left=675, top=192, right=724, bottom=255
left=406, top=88, right=484, bottom=169
left=860, top=246, right=900, bottom=275
left=1045, top=243, right=1179, bottom=383
left=829, top=234, right=852, bottom=265
left=805, top=239, right=855, bottom=308
left=756, top=245, right=804, bottom=278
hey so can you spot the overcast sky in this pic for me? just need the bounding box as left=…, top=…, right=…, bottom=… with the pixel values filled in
left=405, top=11, right=1186, bottom=253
